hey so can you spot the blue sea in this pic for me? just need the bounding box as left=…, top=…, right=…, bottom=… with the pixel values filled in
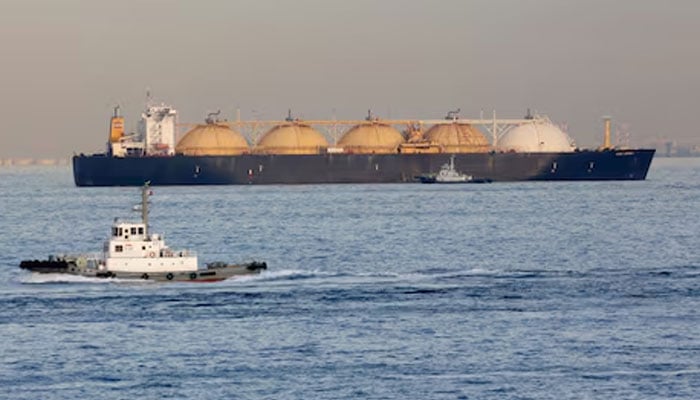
left=1, top=158, right=699, bottom=399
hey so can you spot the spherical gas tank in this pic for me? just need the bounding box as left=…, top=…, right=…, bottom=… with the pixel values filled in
left=255, top=123, right=328, bottom=154
left=497, top=122, right=574, bottom=153
left=176, top=124, right=249, bottom=155
left=338, top=123, right=404, bottom=153
left=424, top=123, right=490, bottom=153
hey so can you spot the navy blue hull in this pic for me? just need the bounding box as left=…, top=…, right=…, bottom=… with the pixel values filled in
left=72, top=149, right=655, bottom=186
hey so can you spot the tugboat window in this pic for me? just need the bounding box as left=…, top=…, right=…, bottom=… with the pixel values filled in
left=115, top=245, right=123, bottom=252
left=131, top=227, right=137, bottom=235
left=138, top=227, right=144, bottom=235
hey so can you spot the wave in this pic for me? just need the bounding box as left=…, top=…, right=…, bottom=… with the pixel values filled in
left=225, top=268, right=318, bottom=283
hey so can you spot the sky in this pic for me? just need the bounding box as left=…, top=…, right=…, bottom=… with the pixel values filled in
left=1, top=0, right=698, bottom=158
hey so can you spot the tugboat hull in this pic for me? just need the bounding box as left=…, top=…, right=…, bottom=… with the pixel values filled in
left=418, top=176, right=493, bottom=184
left=20, top=258, right=267, bottom=282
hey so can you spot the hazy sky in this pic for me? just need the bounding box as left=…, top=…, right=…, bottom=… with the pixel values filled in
left=1, top=0, right=698, bottom=157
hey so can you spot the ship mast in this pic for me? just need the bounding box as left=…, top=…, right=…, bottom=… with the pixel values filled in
left=141, top=181, right=150, bottom=237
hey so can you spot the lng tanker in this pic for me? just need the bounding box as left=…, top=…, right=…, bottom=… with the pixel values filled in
left=72, top=105, right=654, bottom=186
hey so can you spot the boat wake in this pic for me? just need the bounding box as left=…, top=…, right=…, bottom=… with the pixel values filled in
left=19, top=273, right=147, bottom=285
left=221, top=268, right=327, bottom=284
left=222, top=267, right=504, bottom=286
left=254, top=269, right=320, bottom=280
left=19, top=267, right=506, bottom=286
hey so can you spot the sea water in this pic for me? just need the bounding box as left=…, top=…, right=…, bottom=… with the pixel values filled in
left=0, top=158, right=698, bottom=399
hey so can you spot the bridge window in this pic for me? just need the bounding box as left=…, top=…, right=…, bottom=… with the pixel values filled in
left=115, top=245, right=123, bottom=252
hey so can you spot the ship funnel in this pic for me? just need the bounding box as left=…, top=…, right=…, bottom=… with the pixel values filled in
left=602, top=116, right=612, bottom=149
left=109, top=106, right=125, bottom=143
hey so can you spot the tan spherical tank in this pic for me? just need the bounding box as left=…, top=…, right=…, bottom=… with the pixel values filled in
left=254, top=123, right=328, bottom=154
left=338, top=123, right=404, bottom=154
left=424, top=123, right=491, bottom=153
left=175, top=124, right=249, bottom=155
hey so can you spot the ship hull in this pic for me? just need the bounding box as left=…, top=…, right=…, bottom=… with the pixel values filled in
left=73, top=150, right=655, bottom=186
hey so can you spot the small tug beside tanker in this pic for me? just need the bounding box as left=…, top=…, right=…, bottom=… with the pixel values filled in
left=418, top=155, right=492, bottom=184
left=72, top=104, right=654, bottom=186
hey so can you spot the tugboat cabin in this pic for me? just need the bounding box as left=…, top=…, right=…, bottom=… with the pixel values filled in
left=104, top=220, right=198, bottom=273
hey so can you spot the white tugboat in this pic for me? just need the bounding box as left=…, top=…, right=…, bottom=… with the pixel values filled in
left=419, top=155, right=492, bottom=184
left=20, top=183, right=267, bottom=282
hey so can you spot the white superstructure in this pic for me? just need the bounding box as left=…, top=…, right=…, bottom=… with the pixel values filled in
left=139, top=104, right=177, bottom=155
left=109, top=103, right=177, bottom=157
left=101, top=183, right=197, bottom=273
left=104, top=221, right=197, bottom=273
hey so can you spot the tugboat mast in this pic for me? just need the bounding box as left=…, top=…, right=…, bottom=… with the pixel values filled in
left=141, top=181, right=150, bottom=237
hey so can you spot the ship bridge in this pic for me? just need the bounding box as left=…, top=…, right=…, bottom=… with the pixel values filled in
left=106, top=221, right=164, bottom=260
left=111, top=222, right=147, bottom=241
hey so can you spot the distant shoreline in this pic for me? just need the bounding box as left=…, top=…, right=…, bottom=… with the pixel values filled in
left=0, top=158, right=70, bottom=167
